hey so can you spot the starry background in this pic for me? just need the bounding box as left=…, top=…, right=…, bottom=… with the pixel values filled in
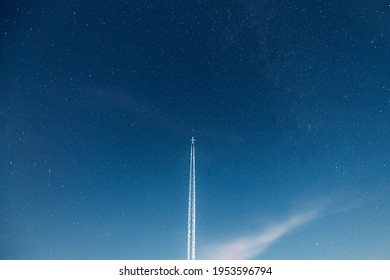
left=1, top=0, right=390, bottom=259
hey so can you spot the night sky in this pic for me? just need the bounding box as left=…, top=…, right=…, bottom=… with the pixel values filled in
left=1, top=0, right=390, bottom=260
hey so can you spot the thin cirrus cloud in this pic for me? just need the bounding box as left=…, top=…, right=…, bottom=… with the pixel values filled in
left=203, top=208, right=321, bottom=260
left=202, top=189, right=378, bottom=260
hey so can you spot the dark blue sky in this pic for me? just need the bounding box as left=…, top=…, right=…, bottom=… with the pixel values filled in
left=1, top=0, right=389, bottom=259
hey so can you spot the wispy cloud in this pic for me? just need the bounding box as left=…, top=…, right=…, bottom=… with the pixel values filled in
left=203, top=190, right=378, bottom=260
left=203, top=208, right=321, bottom=260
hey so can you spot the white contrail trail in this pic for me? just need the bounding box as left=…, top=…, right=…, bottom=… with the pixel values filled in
left=191, top=141, right=196, bottom=260
left=187, top=137, right=196, bottom=260
left=187, top=139, right=193, bottom=260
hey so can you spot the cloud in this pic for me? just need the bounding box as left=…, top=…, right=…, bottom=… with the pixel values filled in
left=204, top=208, right=321, bottom=260
left=202, top=188, right=381, bottom=260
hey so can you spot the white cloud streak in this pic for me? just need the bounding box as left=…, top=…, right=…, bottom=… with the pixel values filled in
left=204, top=208, right=321, bottom=260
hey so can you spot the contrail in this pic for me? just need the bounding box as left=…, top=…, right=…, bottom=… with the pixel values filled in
left=192, top=138, right=196, bottom=260
left=187, top=137, right=196, bottom=260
